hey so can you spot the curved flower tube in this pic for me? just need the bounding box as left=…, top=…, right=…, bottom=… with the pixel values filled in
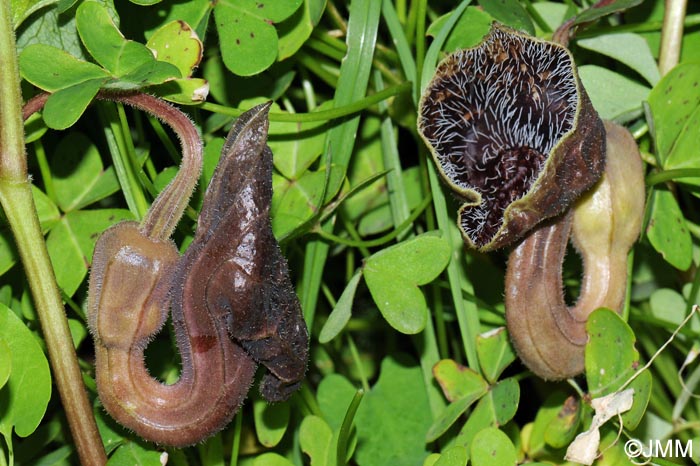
left=504, top=121, right=645, bottom=379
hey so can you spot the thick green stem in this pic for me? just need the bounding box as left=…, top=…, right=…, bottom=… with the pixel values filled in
left=659, top=0, right=688, bottom=75
left=0, top=3, right=24, bottom=183
left=0, top=4, right=106, bottom=465
left=0, top=186, right=108, bottom=466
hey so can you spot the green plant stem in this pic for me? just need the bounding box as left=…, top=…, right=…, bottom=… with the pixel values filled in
left=315, top=194, right=432, bottom=248
left=300, top=220, right=333, bottom=328
left=645, top=168, right=700, bottom=186
left=658, top=0, right=688, bottom=75
left=1, top=190, right=108, bottom=466
left=321, top=282, right=337, bottom=309
left=414, top=0, right=428, bottom=94
left=32, top=140, right=55, bottom=203
left=336, top=389, right=364, bottom=466
left=0, top=4, right=106, bottom=465
left=228, top=413, right=242, bottom=466
left=0, top=29, right=23, bottom=183
left=346, top=335, right=370, bottom=392
left=200, top=81, right=412, bottom=123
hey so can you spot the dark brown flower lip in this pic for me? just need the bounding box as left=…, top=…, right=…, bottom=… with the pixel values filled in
left=418, top=22, right=605, bottom=251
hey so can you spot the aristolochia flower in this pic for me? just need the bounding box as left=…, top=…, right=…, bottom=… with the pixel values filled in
left=418, top=23, right=605, bottom=251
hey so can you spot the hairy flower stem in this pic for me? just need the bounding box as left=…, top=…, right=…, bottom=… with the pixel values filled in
left=109, top=93, right=202, bottom=241
left=24, top=92, right=203, bottom=242
left=0, top=5, right=107, bottom=465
